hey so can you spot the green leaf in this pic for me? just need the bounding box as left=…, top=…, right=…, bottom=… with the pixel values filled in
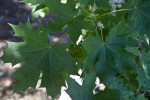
left=112, top=79, right=135, bottom=100
left=95, top=0, right=111, bottom=10
left=1, top=21, right=76, bottom=98
left=23, top=0, right=44, bottom=6
left=68, top=44, right=86, bottom=59
left=66, top=72, right=96, bottom=100
left=137, top=51, right=150, bottom=90
left=34, top=1, right=95, bottom=42
left=126, top=0, right=150, bottom=37
left=44, top=0, right=77, bottom=25
left=93, top=88, right=121, bottom=100
left=2, top=0, right=150, bottom=99
left=122, top=72, right=139, bottom=93
left=78, top=0, right=111, bottom=10
left=95, top=9, right=124, bottom=29
left=42, top=0, right=79, bottom=34
left=68, top=15, right=95, bottom=43
left=125, top=47, right=140, bottom=56
left=82, top=21, right=137, bottom=86
left=136, top=94, right=147, bottom=100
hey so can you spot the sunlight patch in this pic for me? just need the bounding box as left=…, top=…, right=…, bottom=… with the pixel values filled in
left=61, top=0, right=67, bottom=4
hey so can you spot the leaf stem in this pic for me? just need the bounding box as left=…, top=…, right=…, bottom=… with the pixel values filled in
left=80, top=7, right=94, bottom=21
left=96, top=8, right=136, bottom=20
left=100, top=26, right=103, bottom=41
left=51, top=32, right=67, bottom=46
left=81, top=7, right=91, bottom=16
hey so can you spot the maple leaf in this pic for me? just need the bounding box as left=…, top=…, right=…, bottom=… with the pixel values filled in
left=1, top=21, right=76, bottom=98
left=137, top=51, right=150, bottom=90
left=122, top=72, right=139, bottom=93
left=78, top=0, right=111, bottom=10
left=93, top=88, right=121, bottom=100
left=43, top=0, right=78, bottom=33
left=1, top=0, right=150, bottom=99
left=41, top=0, right=95, bottom=42
left=125, top=0, right=150, bottom=37
left=81, top=20, right=137, bottom=86
left=95, top=9, right=124, bottom=29
left=66, top=73, right=96, bottom=100
left=68, top=15, right=95, bottom=43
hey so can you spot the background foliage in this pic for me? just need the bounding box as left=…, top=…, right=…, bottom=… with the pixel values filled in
left=1, top=0, right=150, bottom=99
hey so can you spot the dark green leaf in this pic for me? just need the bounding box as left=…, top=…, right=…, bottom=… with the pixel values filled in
left=82, top=21, right=137, bottom=86
left=1, top=21, right=76, bottom=98
left=66, top=72, right=96, bottom=100
left=93, top=88, right=121, bottom=100
left=68, top=15, right=95, bottom=42
left=78, top=0, right=111, bottom=10
left=125, top=0, right=150, bottom=37
left=137, top=51, right=150, bottom=90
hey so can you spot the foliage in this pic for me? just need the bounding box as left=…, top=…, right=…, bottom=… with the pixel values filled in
left=1, top=0, right=150, bottom=99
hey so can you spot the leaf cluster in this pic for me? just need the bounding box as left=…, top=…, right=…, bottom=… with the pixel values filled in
left=1, top=0, right=150, bottom=99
